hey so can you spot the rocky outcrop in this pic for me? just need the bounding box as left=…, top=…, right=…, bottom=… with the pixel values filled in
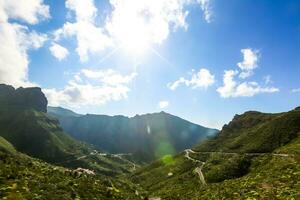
left=0, top=84, right=47, bottom=112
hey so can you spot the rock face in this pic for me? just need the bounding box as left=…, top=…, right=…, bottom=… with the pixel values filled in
left=0, top=84, right=47, bottom=112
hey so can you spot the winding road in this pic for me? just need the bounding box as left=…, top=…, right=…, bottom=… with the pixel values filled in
left=184, top=149, right=206, bottom=185
left=55, top=151, right=137, bottom=171
left=183, top=149, right=292, bottom=185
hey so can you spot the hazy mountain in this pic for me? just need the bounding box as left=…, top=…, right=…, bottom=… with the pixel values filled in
left=48, top=107, right=219, bottom=163
left=130, top=107, right=300, bottom=199
left=48, top=106, right=82, bottom=117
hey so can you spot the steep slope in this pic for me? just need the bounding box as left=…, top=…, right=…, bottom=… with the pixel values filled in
left=0, top=84, right=47, bottom=112
left=0, top=84, right=135, bottom=175
left=130, top=107, right=300, bottom=199
left=195, top=107, right=300, bottom=153
left=0, top=136, right=16, bottom=154
left=48, top=107, right=218, bottom=163
left=0, top=139, right=142, bottom=200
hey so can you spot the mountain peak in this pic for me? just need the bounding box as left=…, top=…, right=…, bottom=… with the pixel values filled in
left=0, top=84, right=47, bottom=112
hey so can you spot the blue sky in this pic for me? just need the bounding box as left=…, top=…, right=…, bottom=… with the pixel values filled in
left=1, top=0, right=300, bottom=129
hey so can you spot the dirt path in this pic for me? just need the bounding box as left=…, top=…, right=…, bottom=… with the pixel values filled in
left=56, top=151, right=137, bottom=171
left=183, top=149, right=292, bottom=185
left=112, top=154, right=137, bottom=171
left=186, top=150, right=291, bottom=157
left=184, top=149, right=206, bottom=185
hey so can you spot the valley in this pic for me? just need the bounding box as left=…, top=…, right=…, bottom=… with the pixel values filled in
left=0, top=84, right=299, bottom=199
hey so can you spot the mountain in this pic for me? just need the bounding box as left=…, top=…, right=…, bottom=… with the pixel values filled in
left=48, top=107, right=219, bottom=163
left=0, top=84, right=47, bottom=112
left=0, top=84, right=137, bottom=176
left=130, top=107, right=300, bottom=199
left=1, top=83, right=299, bottom=199
left=194, top=107, right=300, bottom=153
left=48, top=106, right=82, bottom=117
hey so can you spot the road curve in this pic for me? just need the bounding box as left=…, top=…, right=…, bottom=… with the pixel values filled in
left=184, top=149, right=206, bottom=185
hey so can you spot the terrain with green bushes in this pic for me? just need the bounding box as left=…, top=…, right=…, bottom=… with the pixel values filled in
left=0, top=84, right=299, bottom=199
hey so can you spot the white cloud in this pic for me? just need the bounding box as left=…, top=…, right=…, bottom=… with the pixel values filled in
left=66, top=0, right=96, bottom=22
left=217, top=70, right=279, bottom=98
left=263, top=75, right=272, bottom=85
left=55, top=0, right=212, bottom=61
left=168, top=68, right=215, bottom=90
left=158, top=101, right=169, bottom=109
left=197, top=0, right=213, bottom=23
left=0, top=0, right=49, bottom=87
left=0, top=23, right=47, bottom=87
left=81, top=69, right=137, bottom=86
left=49, top=43, right=69, bottom=61
left=217, top=48, right=279, bottom=98
left=237, top=48, right=259, bottom=79
left=54, top=1, right=111, bottom=62
left=291, top=88, right=300, bottom=93
left=0, top=0, right=50, bottom=24
left=43, top=69, right=137, bottom=107
left=54, top=0, right=113, bottom=62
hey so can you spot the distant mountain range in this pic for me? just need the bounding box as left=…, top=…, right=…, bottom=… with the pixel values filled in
left=48, top=106, right=218, bottom=163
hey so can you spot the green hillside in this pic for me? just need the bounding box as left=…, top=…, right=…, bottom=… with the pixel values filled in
left=0, top=144, right=142, bottom=200
left=0, top=136, right=16, bottom=154
left=195, top=107, right=300, bottom=153
left=48, top=107, right=218, bottom=163
left=130, top=107, right=300, bottom=199
left=1, top=84, right=300, bottom=199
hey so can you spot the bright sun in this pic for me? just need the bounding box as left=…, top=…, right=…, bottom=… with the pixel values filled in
left=106, top=1, right=167, bottom=56
left=107, top=14, right=151, bottom=56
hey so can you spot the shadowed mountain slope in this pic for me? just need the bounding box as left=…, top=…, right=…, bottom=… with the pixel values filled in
left=48, top=107, right=218, bottom=163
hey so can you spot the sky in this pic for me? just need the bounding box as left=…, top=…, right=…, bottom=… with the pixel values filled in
left=0, top=0, right=300, bottom=129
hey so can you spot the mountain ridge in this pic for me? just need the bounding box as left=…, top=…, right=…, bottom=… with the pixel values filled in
left=48, top=106, right=219, bottom=163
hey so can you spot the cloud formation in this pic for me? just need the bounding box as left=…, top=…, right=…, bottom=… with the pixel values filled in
left=168, top=68, right=215, bottom=90
left=55, top=0, right=213, bottom=62
left=49, top=43, right=69, bottom=61
left=158, top=101, right=169, bottom=109
left=0, top=0, right=49, bottom=87
left=0, top=0, right=50, bottom=24
left=54, top=0, right=112, bottom=62
left=217, top=49, right=279, bottom=98
left=291, top=88, right=300, bottom=93
left=237, top=48, right=260, bottom=79
left=217, top=70, right=279, bottom=98
left=44, top=69, right=137, bottom=107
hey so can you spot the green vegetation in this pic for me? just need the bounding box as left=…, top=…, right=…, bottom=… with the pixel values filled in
left=1, top=84, right=300, bottom=199
left=195, top=108, right=300, bottom=153
left=130, top=108, right=300, bottom=199
left=0, top=147, right=142, bottom=200
left=0, top=136, right=16, bottom=154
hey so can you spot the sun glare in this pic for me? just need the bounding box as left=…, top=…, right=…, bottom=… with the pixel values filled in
left=108, top=13, right=151, bottom=56
left=106, top=1, right=166, bottom=57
